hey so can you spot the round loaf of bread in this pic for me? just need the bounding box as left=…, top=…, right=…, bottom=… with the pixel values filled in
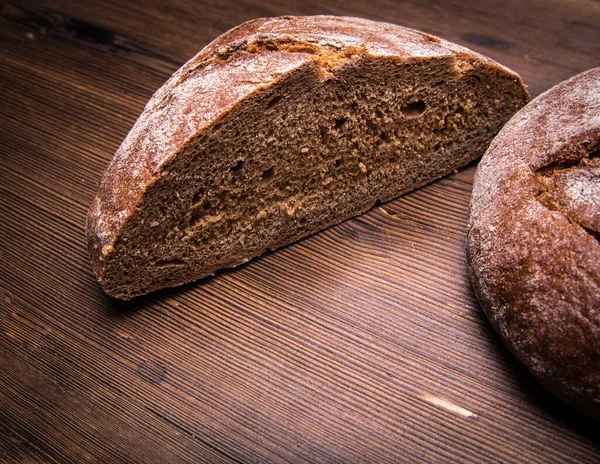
left=467, top=68, right=600, bottom=419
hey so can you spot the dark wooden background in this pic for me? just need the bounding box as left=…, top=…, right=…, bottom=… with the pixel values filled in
left=1, top=0, right=599, bottom=462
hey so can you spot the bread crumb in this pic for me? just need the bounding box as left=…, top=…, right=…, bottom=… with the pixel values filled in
left=301, top=147, right=309, bottom=153
left=358, top=162, right=367, bottom=173
left=101, top=245, right=114, bottom=256
left=267, top=137, right=276, bottom=144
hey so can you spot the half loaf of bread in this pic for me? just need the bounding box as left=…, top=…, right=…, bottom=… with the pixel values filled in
left=87, top=15, right=529, bottom=299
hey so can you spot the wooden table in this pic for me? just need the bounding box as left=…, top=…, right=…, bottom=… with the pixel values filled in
left=1, top=0, right=599, bottom=462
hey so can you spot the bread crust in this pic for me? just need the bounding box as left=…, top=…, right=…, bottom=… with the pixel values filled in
left=86, top=15, right=526, bottom=284
left=467, top=67, right=600, bottom=418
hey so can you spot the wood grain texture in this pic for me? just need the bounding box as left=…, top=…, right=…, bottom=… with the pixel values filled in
left=0, top=0, right=599, bottom=462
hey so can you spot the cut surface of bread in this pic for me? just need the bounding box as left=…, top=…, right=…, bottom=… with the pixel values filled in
left=86, top=15, right=529, bottom=299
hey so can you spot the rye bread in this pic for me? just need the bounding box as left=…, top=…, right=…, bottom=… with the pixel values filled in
left=467, top=67, right=600, bottom=419
left=87, top=15, right=529, bottom=299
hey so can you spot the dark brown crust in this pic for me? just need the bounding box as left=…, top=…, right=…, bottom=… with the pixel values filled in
left=467, top=67, right=600, bottom=419
left=86, top=15, right=527, bottom=286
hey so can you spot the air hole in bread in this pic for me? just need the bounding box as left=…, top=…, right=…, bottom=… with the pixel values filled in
left=189, top=208, right=203, bottom=227
left=380, top=132, right=392, bottom=143
left=401, top=100, right=426, bottom=117
left=335, top=117, right=346, bottom=128
left=260, top=167, right=275, bottom=185
left=231, top=160, right=245, bottom=176
left=192, top=187, right=204, bottom=205
left=267, top=96, right=281, bottom=108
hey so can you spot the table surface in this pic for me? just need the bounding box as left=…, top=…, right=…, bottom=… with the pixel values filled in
left=1, top=0, right=599, bottom=462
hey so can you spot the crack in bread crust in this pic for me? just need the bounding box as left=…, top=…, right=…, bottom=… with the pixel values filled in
left=535, top=147, right=600, bottom=239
